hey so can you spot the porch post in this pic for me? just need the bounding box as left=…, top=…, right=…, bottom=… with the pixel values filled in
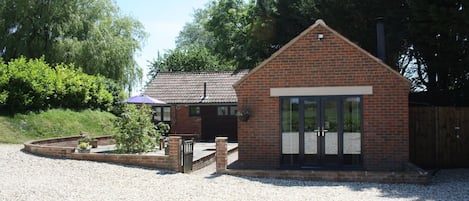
left=216, top=137, right=228, bottom=173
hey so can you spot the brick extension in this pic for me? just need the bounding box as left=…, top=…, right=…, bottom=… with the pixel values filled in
left=234, top=19, right=411, bottom=171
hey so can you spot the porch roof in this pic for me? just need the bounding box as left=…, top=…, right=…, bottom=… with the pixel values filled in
left=144, top=70, right=249, bottom=104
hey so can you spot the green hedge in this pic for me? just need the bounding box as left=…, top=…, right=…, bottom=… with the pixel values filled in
left=0, top=57, right=124, bottom=113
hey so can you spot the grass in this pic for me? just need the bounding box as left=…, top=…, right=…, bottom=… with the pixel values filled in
left=0, top=109, right=116, bottom=144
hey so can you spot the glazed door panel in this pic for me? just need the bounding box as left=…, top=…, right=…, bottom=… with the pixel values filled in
left=303, top=98, right=339, bottom=166
left=281, top=96, right=361, bottom=168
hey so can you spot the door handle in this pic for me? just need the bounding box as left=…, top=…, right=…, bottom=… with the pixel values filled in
left=314, top=128, right=320, bottom=137
left=321, top=129, right=328, bottom=137
left=314, top=128, right=328, bottom=136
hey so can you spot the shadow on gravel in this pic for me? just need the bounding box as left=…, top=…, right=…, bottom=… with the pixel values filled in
left=154, top=170, right=179, bottom=175
left=223, top=169, right=469, bottom=201
left=204, top=173, right=223, bottom=179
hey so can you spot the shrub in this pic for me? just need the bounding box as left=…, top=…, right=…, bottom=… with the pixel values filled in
left=112, top=104, right=158, bottom=153
left=78, top=142, right=90, bottom=150
left=104, top=79, right=126, bottom=115
left=156, top=122, right=170, bottom=136
left=0, top=57, right=119, bottom=113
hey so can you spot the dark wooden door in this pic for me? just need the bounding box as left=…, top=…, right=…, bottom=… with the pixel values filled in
left=200, top=106, right=238, bottom=142
left=410, top=107, right=469, bottom=168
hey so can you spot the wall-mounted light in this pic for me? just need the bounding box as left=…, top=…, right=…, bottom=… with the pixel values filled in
left=317, top=33, right=324, bottom=41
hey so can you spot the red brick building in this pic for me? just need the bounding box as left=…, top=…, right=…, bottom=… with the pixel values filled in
left=145, top=70, right=248, bottom=141
left=234, top=20, right=410, bottom=171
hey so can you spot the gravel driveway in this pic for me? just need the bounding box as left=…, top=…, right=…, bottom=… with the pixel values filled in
left=1, top=144, right=468, bottom=201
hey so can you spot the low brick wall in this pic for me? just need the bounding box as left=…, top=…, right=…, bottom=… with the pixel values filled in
left=215, top=137, right=430, bottom=184
left=23, top=143, right=76, bottom=158
left=221, top=168, right=430, bottom=184
left=192, top=147, right=238, bottom=171
left=23, top=135, right=85, bottom=158
left=24, top=136, right=183, bottom=172
left=69, top=152, right=173, bottom=169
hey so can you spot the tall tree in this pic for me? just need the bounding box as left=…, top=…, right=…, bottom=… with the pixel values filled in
left=254, top=0, right=469, bottom=100
left=175, top=9, right=217, bottom=50
left=0, top=0, right=147, bottom=92
left=155, top=0, right=469, bottom=101
left=269, top=0, right=410, bottom=68
left=406, top=0, right=469, bottom=97
left=166, top=0, right=278, bottom=72
left=149, top=44, right=234, bottom=79
left=148, top=7, right=236, bottom=81
left=204, top=0, right=270, bottom=68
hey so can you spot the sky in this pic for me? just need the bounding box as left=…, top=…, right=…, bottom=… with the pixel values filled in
left=114, top=0, right=210, bottom=94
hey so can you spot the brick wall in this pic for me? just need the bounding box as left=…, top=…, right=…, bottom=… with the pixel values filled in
left=216, top=137, right=228, bottom=173
left=234, top=21, right=410, bottom=171
left=222, top=168, right=430, bottom=184
left=215, top=137, right=428, bottom=184
left=24, top=136, right=183, bottom=172
left=170, top=105, right=201, bottom=139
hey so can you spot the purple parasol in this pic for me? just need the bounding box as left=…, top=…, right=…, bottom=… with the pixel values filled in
left=124, top=94, right=166, bottom=105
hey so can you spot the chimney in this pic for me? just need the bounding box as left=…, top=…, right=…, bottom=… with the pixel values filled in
left=376, top=17, right=386, bottom=62
left=203, top=82, right=207, bottom=99
left=200, top=82, right=207, bottom=102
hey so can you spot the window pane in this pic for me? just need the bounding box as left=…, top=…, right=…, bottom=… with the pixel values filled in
left=324, top=100, right=338, bottom=155
left=163, top=107, right=171, bottom=121
left=281, top=98, right=299, bottom=154
left=217, top=106, right=229, bottom=116
left=343, top=97, right=361, bottom=132
left=344, top=132, right=361, bottom=154
left=343, top=97, right=361, bottom=165
left=281, top=98, right=299, bottom=132
left=189, top=106, right=200, bottom=116
left=153, top=107, right=162, bottom=121
left=282, top=132, right=299, bottom=154
left=230, top=106, right=238, bottom=116
left=304, top=99, right=318, bottom=154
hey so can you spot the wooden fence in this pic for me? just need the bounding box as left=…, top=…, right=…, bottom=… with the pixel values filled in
left=409, top=107, right=469, bottom=169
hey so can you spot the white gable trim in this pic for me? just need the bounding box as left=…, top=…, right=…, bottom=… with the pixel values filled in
left=270, top=86, right=373, bottom=96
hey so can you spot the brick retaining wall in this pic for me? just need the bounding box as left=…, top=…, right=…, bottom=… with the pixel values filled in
left=24, top=136, right=182, bottom=172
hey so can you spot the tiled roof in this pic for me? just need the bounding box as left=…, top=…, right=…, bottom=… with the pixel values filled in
left=144, top=70, right=249, bottom=104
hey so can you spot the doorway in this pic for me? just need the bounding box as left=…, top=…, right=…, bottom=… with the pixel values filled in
left=201, top=105, right=238, bottom=141
left=281, top=96, right=362, bottom=168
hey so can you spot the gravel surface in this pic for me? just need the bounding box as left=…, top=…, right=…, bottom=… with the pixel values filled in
left=1, top=144, right=468, bottom=201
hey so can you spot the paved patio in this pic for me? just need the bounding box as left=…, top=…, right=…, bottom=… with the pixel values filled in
left=92, top=142, right=238, bottom=162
